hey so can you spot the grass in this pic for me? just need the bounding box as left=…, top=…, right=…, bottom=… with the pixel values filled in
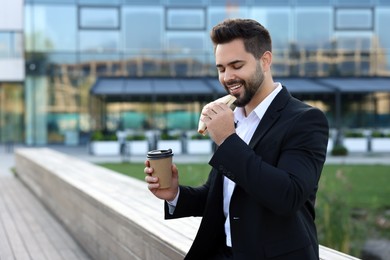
left=98, top=162, right=390, bottom=258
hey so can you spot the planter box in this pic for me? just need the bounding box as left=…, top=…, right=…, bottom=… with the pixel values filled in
left=371, top=138, right=390, bottom=152
left=187, top=140, right=213, bottom=154
left=157, top=140, right=182, bottom=154
left=344, top=138, right=367, bottom=152
left=127, top=140, right=149, bottom=155
left=327, top=139, right=333, bottom=153
left=90, top=141, right=120, bottom=156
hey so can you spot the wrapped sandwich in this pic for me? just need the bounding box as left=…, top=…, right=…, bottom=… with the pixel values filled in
left=198, top=94, right=237, bottom=135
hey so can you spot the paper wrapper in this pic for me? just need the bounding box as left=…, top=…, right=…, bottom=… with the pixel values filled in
left=197, top=94, right=237, bottom=135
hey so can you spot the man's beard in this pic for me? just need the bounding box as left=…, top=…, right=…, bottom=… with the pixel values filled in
left=229, top=62, right=264, bottom=107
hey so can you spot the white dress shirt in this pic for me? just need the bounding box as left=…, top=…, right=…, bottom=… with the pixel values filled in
left=224, top=83, right=282, bottom=246
left=168, top=83, right=283, bottom=247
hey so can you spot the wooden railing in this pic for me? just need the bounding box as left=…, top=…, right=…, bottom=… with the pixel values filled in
left=14, top=148, right=361, bottom=260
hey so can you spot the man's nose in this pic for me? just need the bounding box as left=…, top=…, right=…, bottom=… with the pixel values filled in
left=224, top=68, right=235, bottom=82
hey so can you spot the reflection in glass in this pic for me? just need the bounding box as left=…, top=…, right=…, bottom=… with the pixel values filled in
left=79, top=31, right=120, bottom=52
left=122, top=7, right=163, bottom=51
left=296, top=9, right=331, bottom=50
left=336, top=8, right=372, bottom=30
left=167, top=8, right=206, bottom=30
left=80, top=7, right=119, bottom=29
left=0, top=32, right=23, bottom=58
left=27, top=5, right=77, bottom=52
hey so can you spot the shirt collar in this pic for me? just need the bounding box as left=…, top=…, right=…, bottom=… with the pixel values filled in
left=234, top=82, right=283, bottom=122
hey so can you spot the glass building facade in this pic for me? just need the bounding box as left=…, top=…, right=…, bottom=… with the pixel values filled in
left=1, top=0, right=390, bottom=145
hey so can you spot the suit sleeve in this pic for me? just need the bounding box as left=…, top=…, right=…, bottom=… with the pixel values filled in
left=164, top=170, right=215, bottom=219
left=209, top=107, right=329, bottom=216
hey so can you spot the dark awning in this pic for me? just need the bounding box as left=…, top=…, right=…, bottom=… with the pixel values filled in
left=90, top=76, right=390, bottom=102
left=91, top=77, right=216, bottom=102
left=316, top=77, right=390, bottom=93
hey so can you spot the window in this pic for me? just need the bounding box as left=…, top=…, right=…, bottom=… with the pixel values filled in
left=79, top=6, right=120, bottom=29
left=166, top=8, right=206, bottom=30
left=0, top=32, right=23, bottom=58
left=335, top=8, right=373, bottom=31
left=296, top=8, right=332, bottom=50
left=122, top=7, right=163, bottom=51
left=26, top=5, right=77, bottom=52
left=79, top=31, right=120, bottom=52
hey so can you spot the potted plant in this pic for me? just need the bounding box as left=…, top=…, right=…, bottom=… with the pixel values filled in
left=89, top=130, right=120, bottom=156
left=187, top=133, right=213, bottom=154
left=371, top=131, right=390, bottom=152
left=331, top=144, right=348, bottom=156
left=343, top=130, right=367, bottom=152
left=126, top=133, right=148, bottom=155
left=157, top=132, right=182, bottom=154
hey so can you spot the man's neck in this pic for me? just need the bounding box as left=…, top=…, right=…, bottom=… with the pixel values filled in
left=244, top=79, right=276, bottom=116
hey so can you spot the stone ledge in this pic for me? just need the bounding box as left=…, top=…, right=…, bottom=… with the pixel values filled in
left=14, top=148, right=360, bottom=260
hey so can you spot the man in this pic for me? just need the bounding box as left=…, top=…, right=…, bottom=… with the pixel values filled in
left=144, top=18, right=329, bottom=259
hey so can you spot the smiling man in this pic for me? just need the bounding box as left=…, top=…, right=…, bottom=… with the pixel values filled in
left=144, top=18, right=329, bottom=260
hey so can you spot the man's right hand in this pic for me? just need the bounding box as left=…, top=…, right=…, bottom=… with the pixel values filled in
left=144, top=160, right=179, bottom=201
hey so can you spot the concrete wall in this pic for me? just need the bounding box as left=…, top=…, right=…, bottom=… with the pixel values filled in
left=14, top=148, right=360, bottom=260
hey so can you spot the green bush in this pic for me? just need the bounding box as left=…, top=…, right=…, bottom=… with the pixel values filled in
left=191, top=134, right=210, bottom=140
left=371, top=131, right=390, bottom=138
left=160, top=132, right=180, bottom=140
left=91, top=131, right=117, bottom=141
left=126, top=134, right=146, bottom=141
left=344, top=131, right=364, bottom=138
left=331, top=145, right=348, bottom=156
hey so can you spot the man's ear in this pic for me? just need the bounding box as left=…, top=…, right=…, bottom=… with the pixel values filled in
left=261, top=51, right=272, bottom=72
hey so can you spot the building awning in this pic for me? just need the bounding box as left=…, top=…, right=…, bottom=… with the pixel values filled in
left=91, top=77, right=217, bottom=102
left=316, top=77, right=390, bottom=93
left=90, top=77, right=390, bottom=102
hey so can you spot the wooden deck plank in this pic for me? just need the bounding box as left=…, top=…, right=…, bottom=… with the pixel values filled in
left=0, top=176, right=16, bottom=259
left=0, top=173, right=90, bottom=260
left=9, top=177, right=90, bottom=260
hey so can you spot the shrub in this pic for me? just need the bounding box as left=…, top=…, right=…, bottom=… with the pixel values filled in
left=126, top=134, right=146, bottom=141
left=160, top=132, right=180, bottom=140
left=331, top=145, right=348, bottom=156
left=91, top=131, right=117, bottom=141
left=344, top=131, right=364, bottom=138
left=191, top=134, right=210, bottom=140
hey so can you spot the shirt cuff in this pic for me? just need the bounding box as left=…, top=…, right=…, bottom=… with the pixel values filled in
left=166, top=187, right=180, bottom=215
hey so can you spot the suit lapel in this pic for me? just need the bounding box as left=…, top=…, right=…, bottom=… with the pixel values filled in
left=248, top=86, right=291, bottom=149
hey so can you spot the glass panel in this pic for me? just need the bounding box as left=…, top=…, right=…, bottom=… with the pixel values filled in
left=25, top=76, right=48, bottom=145
left=0, top=32, right=23, bottom=58
left=0, top=83, right=24, bottom=144
left=335, top=0, right=373, bottom=5
left=79, top=31, right=120, bottom=52
left=33, top=0, right=76, bottom=2
left=79, top=53, right=122, bottom=76
left=334, top=33, right=372, bottom=50
left=122, top=7, right=163, bottom=51
left=167, top=32, right=205, bottom=51
left=80, top=7, right=119, bottom=29
left=250, top=8, right=291, bottom=50
left=252, top=0, right=290, bottom=6
left=377, top=9, right=390, bottom=72
left=78, top=0, right=121, bottom=4
left=166, top=0, right=207, bottom=5
left=296, top=0, right=330, bottom=5
left=27, top=5, right=77, bottom=52
left=296, top=8, right=332, bottom=50
left=166, top=8, right=206, bottom=30
left=124, top=0, right=161, bottom=4
left=336, top=8, right=373, bottom=30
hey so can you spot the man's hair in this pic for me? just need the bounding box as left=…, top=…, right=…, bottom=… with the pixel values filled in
left=210, top=18, right=272, bottom=59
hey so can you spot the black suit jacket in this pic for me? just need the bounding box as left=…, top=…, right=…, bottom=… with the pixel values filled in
left=165, top=86, right=329, bottom=260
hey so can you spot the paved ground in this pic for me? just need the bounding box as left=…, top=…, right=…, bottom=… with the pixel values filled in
left=1, top=144, right=389, bottom=260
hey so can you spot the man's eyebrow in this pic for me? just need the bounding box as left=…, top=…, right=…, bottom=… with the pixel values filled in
left=216, top=60, right=244, bottom=68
